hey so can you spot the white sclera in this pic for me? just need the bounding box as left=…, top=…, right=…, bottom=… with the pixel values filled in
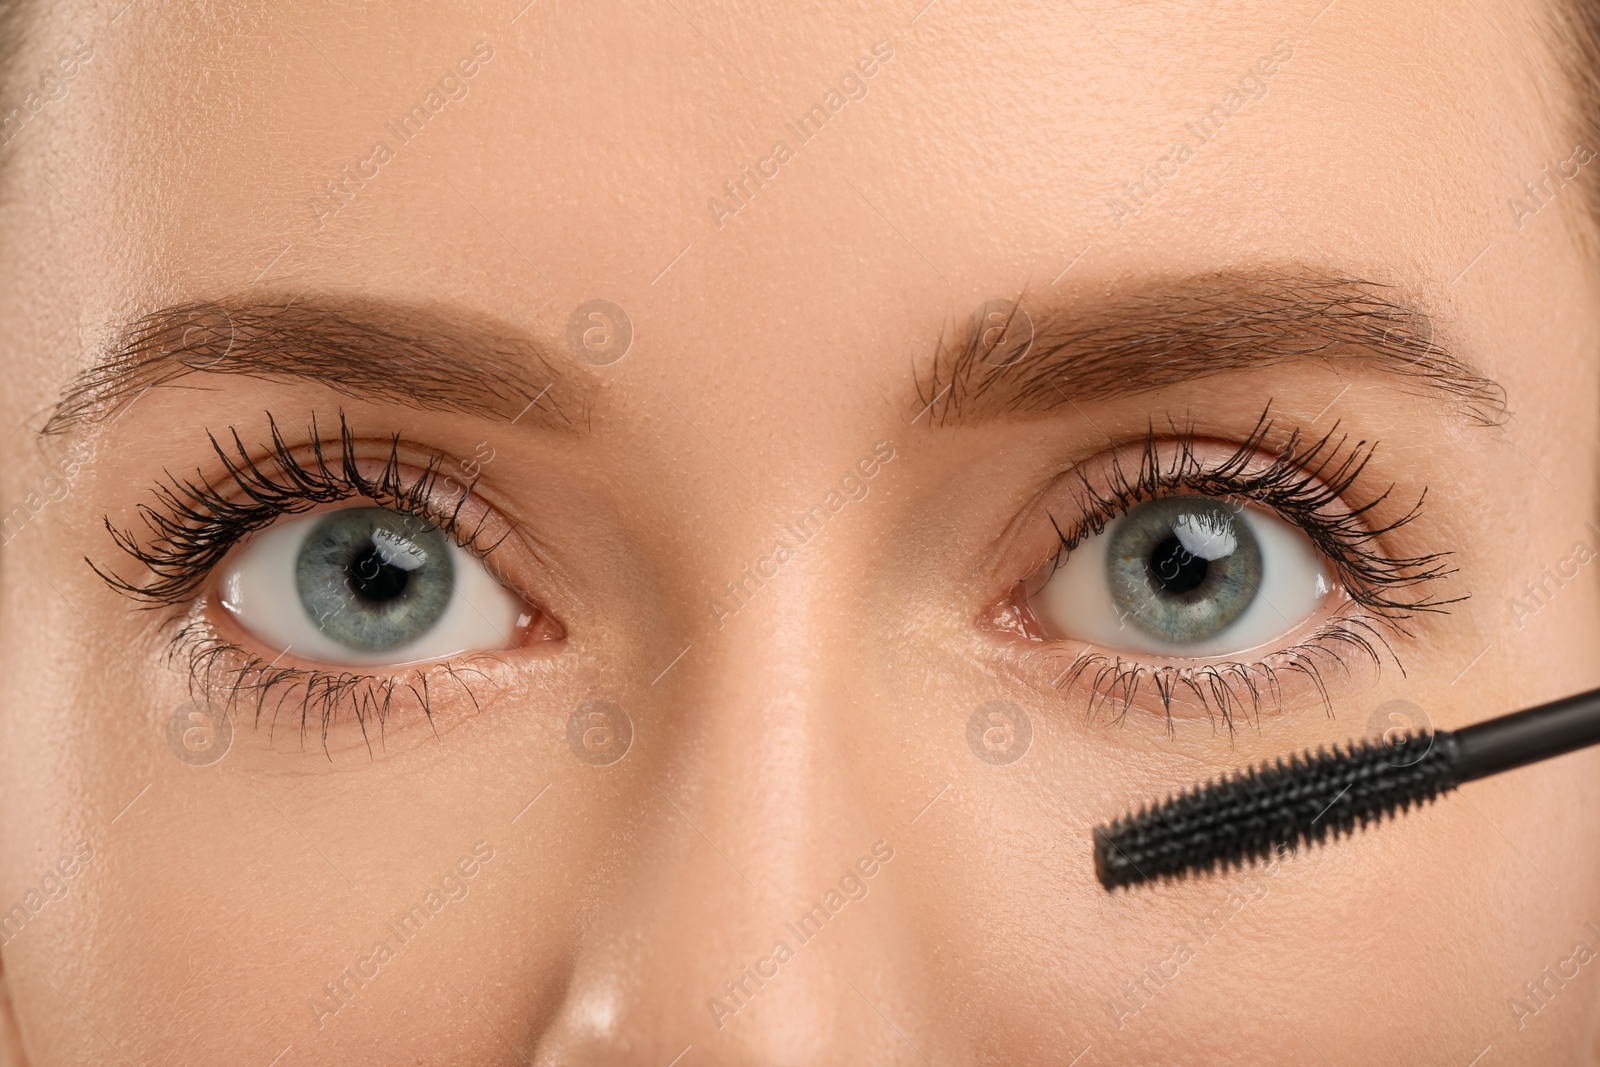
left=218, top=509, right=525, bottom=667
left=1037, top=503, right=1333, bottom=658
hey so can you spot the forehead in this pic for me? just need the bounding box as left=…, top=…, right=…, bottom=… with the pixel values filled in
left=2, top=0, right=1577, bottom=415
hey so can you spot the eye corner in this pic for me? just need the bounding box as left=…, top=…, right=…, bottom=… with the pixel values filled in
left=979, top=580, right=1046, bottom=641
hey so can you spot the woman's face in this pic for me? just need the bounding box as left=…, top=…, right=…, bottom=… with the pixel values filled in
left=3, top=1, right=1599, bottom=1063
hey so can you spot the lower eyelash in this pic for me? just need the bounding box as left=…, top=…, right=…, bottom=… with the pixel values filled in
left=1037, top=611, right=1397, bottom=736
left=171, top=614, right=499, bottom=757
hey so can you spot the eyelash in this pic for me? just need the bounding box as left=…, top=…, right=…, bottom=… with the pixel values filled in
left=95, top=412, right=509, bottom=752
left=1033, top=407, right=1459, bottom=732
left=99, top=408, right=1452, bottom=746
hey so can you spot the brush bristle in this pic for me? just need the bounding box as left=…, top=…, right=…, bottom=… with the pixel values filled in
left=1094, top=732, right=1460, bottom=890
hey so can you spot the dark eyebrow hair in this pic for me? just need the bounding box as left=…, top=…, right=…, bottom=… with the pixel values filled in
left=40, top=297, right=578, bottom=435
left=918, top=271, right=1508, bottom=428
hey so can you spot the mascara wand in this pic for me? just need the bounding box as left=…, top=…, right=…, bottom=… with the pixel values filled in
left=1093, top=684, right=1600, bottom=890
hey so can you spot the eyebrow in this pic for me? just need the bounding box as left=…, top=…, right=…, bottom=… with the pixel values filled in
left=40, top=298, right=578, bottom=436
left=917, top=271, right=1507, bottom=428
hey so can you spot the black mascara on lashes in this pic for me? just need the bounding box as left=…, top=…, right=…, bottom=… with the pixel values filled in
left=93, top=411, right=498, bottom=606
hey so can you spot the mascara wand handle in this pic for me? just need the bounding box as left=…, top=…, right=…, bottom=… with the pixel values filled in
left=1453, top=685, right=1600, bottom=783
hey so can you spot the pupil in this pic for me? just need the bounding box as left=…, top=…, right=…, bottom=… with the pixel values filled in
left=348, top=544, right=410, bottom=602
left=1148, top=536, right=1209, bottom=594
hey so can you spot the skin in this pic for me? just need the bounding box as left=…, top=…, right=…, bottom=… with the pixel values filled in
left=1, top=0, right=1599, bottom=1063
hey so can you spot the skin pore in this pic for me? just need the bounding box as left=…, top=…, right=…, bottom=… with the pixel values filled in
left=1, top=0, right=1599, bottom=1063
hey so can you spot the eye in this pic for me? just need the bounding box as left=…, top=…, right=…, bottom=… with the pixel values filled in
left=1034, top=495, right=1334, bottom=657
left=217, top=505, right=529, bottom=667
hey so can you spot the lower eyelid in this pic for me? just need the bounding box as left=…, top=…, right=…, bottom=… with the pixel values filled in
left=993, top=605, right=1395, bottom=728
left=170, top=610, right=531, bottom=758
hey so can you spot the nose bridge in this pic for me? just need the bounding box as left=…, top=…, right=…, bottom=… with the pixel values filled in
left=693, top=585, right=860, bottom=882
left=533, top=554, right=935, bottom=1064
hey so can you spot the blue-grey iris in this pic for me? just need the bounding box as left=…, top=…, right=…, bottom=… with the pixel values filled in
left=1105, top=496, right=1263, bottom=645
left=295, top=507, right=454, bottom=652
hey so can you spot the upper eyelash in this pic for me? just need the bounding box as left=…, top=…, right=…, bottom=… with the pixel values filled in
left=1034, top=404, right=1461, bottom=732
left=92, top=411, right=502, bottom=607
left=1048, top=405, right=1462, bottom=627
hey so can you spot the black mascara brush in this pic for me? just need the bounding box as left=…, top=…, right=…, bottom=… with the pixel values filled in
left=1093, top=684, right=1600, bottom=890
